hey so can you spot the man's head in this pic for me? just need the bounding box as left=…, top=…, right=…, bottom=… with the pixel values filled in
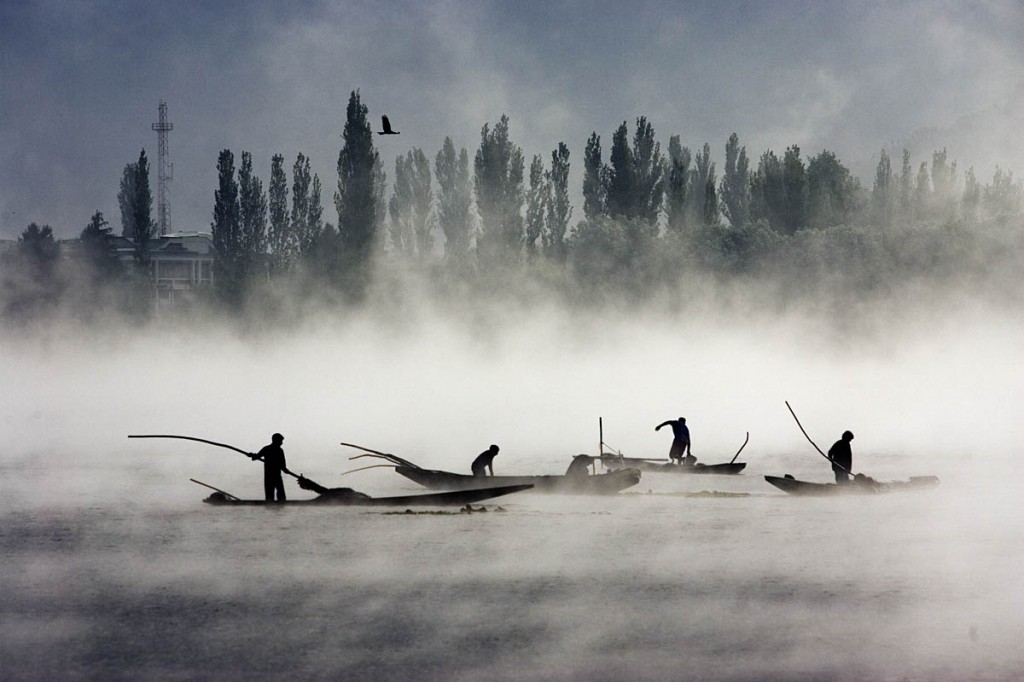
left=272, top=433, right=284, bottom=444
left=842, top=430, right=854, bottom=442
left=489, top=444, right=500, bottom=454
left=679, top=417, right=686, bottom=424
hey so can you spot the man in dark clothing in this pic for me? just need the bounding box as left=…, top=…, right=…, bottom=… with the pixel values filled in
left=251, top=433, right=292, bottom=501
left=827, top=430, right=854, bottom=484
left=471, top=444, right=500, bottom=477
left=655, top=417, right=693, bottom=465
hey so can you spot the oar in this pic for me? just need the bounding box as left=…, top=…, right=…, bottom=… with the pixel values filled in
left=783, top=402, right=855, bottom=475
left=189, top=478, right=240, bottom=500
left=128, top=434, right=301, bottom=479
left=729, top=432, right=750, bottom=464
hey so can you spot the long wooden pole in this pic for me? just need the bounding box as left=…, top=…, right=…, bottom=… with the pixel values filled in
left=729, top=432, right=750, bottom=464
left=189, top=478, right=240, bottom=500
left=128, top=434, right=300, bottom=479
left=783, top=402, right=853, bottom=474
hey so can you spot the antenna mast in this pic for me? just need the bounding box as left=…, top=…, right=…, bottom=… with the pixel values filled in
left=151, top=100, right=174, bottom=235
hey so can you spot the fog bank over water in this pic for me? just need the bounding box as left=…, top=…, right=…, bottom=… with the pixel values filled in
left=2, top=288, right=1023, bottom=680
left=2, top=287, right=1020, bottom=507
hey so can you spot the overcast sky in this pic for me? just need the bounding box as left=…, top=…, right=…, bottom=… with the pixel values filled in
left=2, top=0, right=1022, bottom=239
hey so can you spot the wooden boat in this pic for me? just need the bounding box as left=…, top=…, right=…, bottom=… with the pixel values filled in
left=600, top=454, right=746, bottom=475
left=764, top=474, right=940, bottom=496
left=393, top=465, right=641, bottom=495
left=342, top=443, right=641, bottom=495
left=202, top=483, right=534, bottom=507
left=597, top=427, right=749, bottom=476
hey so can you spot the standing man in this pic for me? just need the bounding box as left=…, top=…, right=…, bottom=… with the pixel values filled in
left=251, top=433, right=292, bottom=501
left=827, top=430, right=854, bottom=485
left=471, top=444, right=500, bottom=477
left=656, top=417, right=693, bottom=465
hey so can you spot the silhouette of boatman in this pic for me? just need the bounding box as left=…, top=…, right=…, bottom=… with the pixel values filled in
left=655, top=417, right=693, bottom=465
left=471, top=444, right=500, bottom=477
left=250, top=433, right=292, bottom=501
left=827, top=430, right=855, bottom=485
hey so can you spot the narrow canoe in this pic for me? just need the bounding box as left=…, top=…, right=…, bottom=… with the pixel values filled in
left=764, top=474, right=940, bottom=496
left=202, top=483, right=534, bottom=507
left=600, top=455, right=746, bottom=475
left=394, top=465, right=641, bottom=495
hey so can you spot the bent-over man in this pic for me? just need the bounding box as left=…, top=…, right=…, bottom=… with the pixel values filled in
left=471, top=444, right=500, bottom=477
left=656, top=417, right=693, bottom=465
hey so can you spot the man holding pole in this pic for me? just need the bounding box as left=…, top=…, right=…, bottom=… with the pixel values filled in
left=250, top=433, right=292, bottom=501
left=827, top=431, right=854, bottom=485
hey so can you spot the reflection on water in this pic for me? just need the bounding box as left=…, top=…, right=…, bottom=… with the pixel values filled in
left=2, top=468, right=1021, bottom=681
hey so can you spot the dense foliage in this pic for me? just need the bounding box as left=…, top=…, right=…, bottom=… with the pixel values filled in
left=2, top=101, right=1022, bottom=328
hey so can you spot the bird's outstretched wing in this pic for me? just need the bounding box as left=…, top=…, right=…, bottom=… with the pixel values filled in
left=378, top=115, right=400, bottom=135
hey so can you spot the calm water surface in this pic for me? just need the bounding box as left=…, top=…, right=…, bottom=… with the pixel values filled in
left=2, top=452, right=1021, bottom=681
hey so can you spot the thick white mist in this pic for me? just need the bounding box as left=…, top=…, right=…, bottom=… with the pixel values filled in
left=1, top=293, right=1022, bottom=680
left=1, top=292, right=1020, bottom=503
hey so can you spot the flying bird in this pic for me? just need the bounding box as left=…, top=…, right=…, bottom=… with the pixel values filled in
left=378, top=115, right=400, bottom=135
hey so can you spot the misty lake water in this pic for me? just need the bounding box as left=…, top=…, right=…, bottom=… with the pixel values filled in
left=2, top=450, right=1022, bottom=681
left=2, top=307, right=1021, bottom=680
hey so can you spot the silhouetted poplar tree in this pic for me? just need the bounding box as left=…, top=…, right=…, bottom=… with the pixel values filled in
left=474, top=114, right=524, bottom=264
left=898, top=148, right=914, bottom=222
left=212, top=149, right=242, bottom=301
left=631, top=117, right=664, bottom=226
left=238, top=151, right=267, bottom=282
left=690, top=143, right=717, bottom=227
left=399, top=148, right=434, bottom=258
left=435, top=137, right=472, bottom=259
left=335, top=90, right=380, bottom=282
left=720, top=133, right=749, bottom=229
left=606, top=122, right=633, bottom=220
left=665, top=136, right=690, bottom=233
left=117, top=162, right=138, bottom=240
left=309, top=174, right=325, bottom=255
left=389, top=154, right=415, bottom=256
left=872, top=148, right=894, bottom=227
left=750, top=150, right=785, bottom=232
left=524, top=154, right=546, bottom=258
left=388, top=150, right=432, bottom=258
left=117, top=150, right=154, bottom=263
left=582, top=133, right=606, bottom=221
left=781, top=145, right=805, bottom=233
left=543, top=142, right=571, bottom=262
left=267, top=153, right=293, bottom=273
left=291, top=153, right=318, bottom=259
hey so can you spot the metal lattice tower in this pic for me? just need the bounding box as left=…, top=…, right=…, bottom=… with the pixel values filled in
left=151, top=100, right=174, bottom=235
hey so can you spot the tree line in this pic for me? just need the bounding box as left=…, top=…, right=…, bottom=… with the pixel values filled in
left=2, top=89, right=1022, bottom=324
